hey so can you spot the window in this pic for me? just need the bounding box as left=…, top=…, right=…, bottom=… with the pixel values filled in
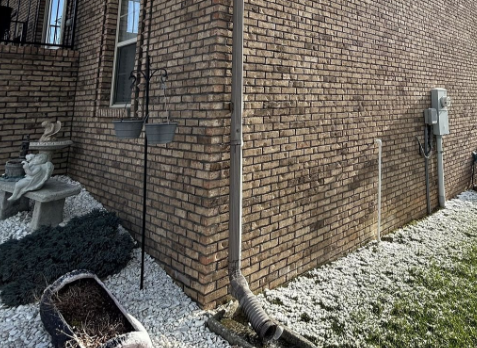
left=44, top=0, right=67, bottom=46
left=112, top=0, right=140, bottom=106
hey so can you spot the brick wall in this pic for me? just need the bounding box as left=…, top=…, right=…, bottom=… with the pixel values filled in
left=230, top=0, right=477, bottom=294
left=67, top=0, right=232, bottom=308
left=0, top=45, right=78, bottom=175
left=65, top=0, right=477, bottom=310
left=206, top=0, right=477, bottom=306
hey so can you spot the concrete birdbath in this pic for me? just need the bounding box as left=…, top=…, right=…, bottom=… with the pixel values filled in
left=29, top=121, right=73, bottom=162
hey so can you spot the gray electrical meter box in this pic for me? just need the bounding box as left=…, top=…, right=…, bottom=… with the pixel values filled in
left=424, top=108, right=438, bottom=125
left=431, top=88, right=450, bottom=135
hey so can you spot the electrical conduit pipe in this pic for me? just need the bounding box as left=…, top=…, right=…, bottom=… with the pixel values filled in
left=229, top=0, right=282, bottom=341
left=436, top=135, right=446, bottom=208
left=375, top=139, right=382, bottom=242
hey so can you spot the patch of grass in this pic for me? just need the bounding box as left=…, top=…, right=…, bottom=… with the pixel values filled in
left=300, top=312, right=312, bottom=323
left=370, top=300, right=383, bottom=316
left=0, top=209, right=135, bottom=306
left=330, top=317, right=345, bottom=336
left=269, top=297, right=284, bottom=306
left=317, top=299, right=336, bottom=311
left=363, top=244, right=477, bottom=347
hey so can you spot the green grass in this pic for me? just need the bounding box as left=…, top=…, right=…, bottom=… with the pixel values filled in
left=300, top=312, right=312, bottom=323
left=363, top=244, right=477, bottom=347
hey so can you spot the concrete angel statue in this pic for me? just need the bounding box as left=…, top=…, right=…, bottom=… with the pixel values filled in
left=8, top=154, right=54, bottom=201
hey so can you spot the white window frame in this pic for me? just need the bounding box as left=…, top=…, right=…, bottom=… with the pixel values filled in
left=43, top=0, right=67, bottom=47
left=110, top=0, right=140, bottom=107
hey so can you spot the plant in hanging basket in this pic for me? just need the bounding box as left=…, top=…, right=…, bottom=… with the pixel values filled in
left=40, top=270, right=153, bottom=348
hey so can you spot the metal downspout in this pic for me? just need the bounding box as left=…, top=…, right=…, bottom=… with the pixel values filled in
left=229, top=0, right=282, bottom=341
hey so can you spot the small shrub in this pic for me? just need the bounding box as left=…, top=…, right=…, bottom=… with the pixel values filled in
left=0, top=209, right=135, bottom=306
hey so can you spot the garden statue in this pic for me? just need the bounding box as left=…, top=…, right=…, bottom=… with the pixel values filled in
left=7, top=153, right=54, bottom=201
left=39, top=120, right=62, bottom=142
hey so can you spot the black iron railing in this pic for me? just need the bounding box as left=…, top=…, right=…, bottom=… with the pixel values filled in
left=0, top=0, right=77, bottom=48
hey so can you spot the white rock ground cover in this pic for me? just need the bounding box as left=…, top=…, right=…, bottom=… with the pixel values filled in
left=258, top=191, right=477, bottom=347
left=0, top=177, right=231, bottom=348
left=1, top=176, right=477, bottom=348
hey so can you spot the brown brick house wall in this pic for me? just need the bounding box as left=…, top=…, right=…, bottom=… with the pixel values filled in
left=51, top=0, right=477, bottom=310
left=199, top=0, right=477, bottom=306
left=67, top=0, right=232, bottom=307
left=0, top=45, right=78, bottom=174
left=223, top=0, right=477, bottom=294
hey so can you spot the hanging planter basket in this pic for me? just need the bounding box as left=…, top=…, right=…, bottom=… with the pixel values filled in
left=145, top=122, right=177, bottom=145
left=113, top=118, right=144, bottom=139
left=40, top=270, right=153, bottom=348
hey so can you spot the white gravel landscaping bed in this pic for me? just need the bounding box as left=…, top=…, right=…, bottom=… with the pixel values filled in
left=257, top=191, right=477, bottom=347
left=3, top=175, right=477, bottom=348
left=0, top=176, right=231, bottom=348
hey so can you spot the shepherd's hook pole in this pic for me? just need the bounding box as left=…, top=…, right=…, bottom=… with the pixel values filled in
left=140, top=55, right=151, bottom=290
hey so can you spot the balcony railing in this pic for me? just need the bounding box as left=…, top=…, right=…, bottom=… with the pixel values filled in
left=0, top=0, right=77, bottom=49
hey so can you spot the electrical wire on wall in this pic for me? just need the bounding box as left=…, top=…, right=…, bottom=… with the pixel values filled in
left=472, top=151, right=477, bottom=190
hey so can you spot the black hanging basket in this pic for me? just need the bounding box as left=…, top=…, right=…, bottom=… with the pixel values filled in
left=40, top=270, right=153, bottom=348
left=145, top=122, right=177, bottom=145
left=113, top=118, right=144, bottom=139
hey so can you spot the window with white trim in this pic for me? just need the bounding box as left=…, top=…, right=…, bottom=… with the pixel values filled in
left=44, top=0, right=67, bottom=46
left=111, top=0, right=140, bottom=106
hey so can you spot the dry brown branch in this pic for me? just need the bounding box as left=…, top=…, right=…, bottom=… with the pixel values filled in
left=51, top=278, right=133, bottom=348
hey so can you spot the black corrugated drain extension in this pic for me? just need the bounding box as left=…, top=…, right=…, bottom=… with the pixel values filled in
left=231, top=275, right=283, bottom=341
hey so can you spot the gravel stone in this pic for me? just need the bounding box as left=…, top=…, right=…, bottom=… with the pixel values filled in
left=3, top=176, right=477, bottom=348
left=256, top=191, right=477, bottom=347
left=0, top=176, right=230, bottom=348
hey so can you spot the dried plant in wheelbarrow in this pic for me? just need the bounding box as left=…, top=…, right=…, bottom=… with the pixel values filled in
left=40, top=270, right=152, bottom=348
left=54, top=278, right=132, bottom=347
